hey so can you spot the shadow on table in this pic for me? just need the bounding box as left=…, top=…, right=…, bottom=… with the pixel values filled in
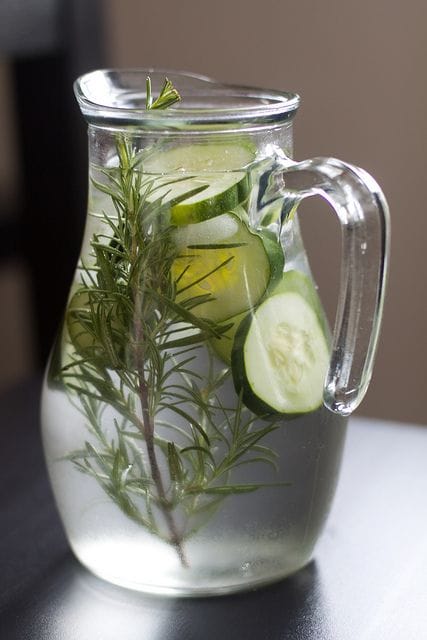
left=1, top=552, right=335, bottom=640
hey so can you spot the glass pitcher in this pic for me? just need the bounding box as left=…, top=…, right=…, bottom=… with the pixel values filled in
left=41, top=69, right=389, bottom=596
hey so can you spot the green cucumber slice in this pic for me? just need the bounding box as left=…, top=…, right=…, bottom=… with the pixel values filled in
left=172, top=213, right=284, bottom=323
left=67, top=290, right=97, bottom=353
left=143, top=142, right=255, bottom=225
left=232, top=271, right=330, bottom=415
left=66, top=289, right=125, bottom=368
left=210, top=310, right=247, bottom=364
left=49, top=286, right=124, bottom=390
left=143, top=142, right=255, bottom=173
left=149, top=172, right=248, bottom=225
left=272, top=269, right=331, bottom=341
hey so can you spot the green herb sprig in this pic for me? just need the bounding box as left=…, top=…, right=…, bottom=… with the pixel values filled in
left=145, top=76, right=181, bottom=110
left=54, top=77, right=286, bottom=566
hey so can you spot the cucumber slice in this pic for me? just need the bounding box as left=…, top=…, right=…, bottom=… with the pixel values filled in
left=66, top=289, right=125, bottom=368
left=172, top=213, right=284, bottom=323
left=143, top=142, right=255, bottom=173
left=232, top=271, right=330, bottom=415
left=149, top=172, right=248, bottom=226
left=143, top=142, right=255, bottom=225
left=210, top=310, right=247, bottom=364
left=48, top=286, right=123, bottom=389
left=67, top=290, right=97, bottom=353
left=272, top=269, right=331, bottom=341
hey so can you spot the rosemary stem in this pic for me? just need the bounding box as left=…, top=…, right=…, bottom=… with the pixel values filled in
left=137, top=369, right=188, bottom=567
left=132, top=287, right=188, bottom=567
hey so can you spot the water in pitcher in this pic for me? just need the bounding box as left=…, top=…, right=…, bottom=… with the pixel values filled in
left=42, top=141, right=347, bottom=595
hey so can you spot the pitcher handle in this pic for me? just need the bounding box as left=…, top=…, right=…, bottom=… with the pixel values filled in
left=270, top=157, right=390, bottom=416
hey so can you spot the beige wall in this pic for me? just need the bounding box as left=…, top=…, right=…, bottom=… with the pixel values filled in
left=105, top=0, right=426, bottom=424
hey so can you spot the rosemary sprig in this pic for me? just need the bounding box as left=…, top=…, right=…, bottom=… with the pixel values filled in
left=63, top=137, right=236, bottom=563
left=55, top=77, right=287, bottom=566
left=146, top=76, right=181, bottom=110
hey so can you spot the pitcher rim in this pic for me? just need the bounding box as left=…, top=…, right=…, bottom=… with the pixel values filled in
left=74, top=68, right=300, bottom=130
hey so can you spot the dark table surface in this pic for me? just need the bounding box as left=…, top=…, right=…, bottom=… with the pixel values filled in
left=1, top=378, right=426, bottom=640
